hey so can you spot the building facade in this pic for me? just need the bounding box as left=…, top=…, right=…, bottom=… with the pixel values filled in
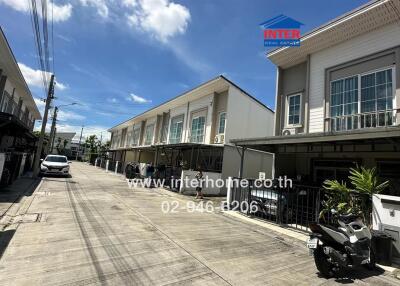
left=0, top=28, right=41, bottom=186
left=233, top=0, right=400, bottom=194
left=108, top=75, right=274, bottom=195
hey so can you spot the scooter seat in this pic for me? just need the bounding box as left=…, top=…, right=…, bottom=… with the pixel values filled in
left=338, top=214, right=360, bottom=224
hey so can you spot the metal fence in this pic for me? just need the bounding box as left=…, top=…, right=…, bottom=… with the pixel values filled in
left=96, top=159, right=125, bottom=174
left=230, top=178, right=323, bottom=232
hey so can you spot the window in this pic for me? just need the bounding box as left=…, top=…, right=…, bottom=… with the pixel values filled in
left=330, top=76, right=358, bottom=130
left=361, top=69, right=393, bottom=127
left=0, top=91, right=10, bottom=113
left=287, top=94, right=301, bottom=125
left=120, top=128, right=127, bottom=147
left=190, top=116, right=205, bottom=143
left=330, top=67, right=394, bottom=131
left=144, top=124, right=154, bottom=145
left=217, top=112, right=226, bottom=134
left=169, top=115, right=184, bottom=144
left=131, top=127, right=140, bottom=146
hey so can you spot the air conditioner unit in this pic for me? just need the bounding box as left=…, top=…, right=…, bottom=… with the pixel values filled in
left=282, top=128, right=298, bottom=136
left=214, top=134, right=225, bottom=144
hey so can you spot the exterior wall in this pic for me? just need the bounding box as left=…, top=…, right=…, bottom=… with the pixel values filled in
left=221, top=145, right=274, bottom=195
left=308, top=22, right=400, bottom=133
left=210, top=91, right=228, bottom=141
left=276, top=62, right=307, bottom=135
left=109, top=82, right=274, bottom=150
left=225, top=86, right=274, bottom=143
left=180, top=170, right=222, bottom=195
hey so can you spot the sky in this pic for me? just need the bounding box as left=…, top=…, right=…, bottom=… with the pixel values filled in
left=0, top=0, right=369, bottom=141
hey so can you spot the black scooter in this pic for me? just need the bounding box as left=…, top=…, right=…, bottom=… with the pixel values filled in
left=307, top=210, right=375, bottom=277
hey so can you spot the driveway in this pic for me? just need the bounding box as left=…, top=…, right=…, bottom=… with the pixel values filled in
left=0, top=162, right=398, bottom=285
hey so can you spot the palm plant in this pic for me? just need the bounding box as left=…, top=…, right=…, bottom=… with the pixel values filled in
left=320, top=166, right=388, bottom=226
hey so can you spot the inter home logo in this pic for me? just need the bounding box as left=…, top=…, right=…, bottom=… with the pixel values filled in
left=260, top=14, right=303, bottom=47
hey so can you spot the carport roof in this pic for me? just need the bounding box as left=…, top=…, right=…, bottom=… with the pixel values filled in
left=231, top=126, right=400, bottom=146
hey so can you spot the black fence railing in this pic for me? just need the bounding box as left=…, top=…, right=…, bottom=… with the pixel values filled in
left=230, top=178, right=324, bottom=232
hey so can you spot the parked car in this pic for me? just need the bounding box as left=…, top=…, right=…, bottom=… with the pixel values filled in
left=40, top=155, right=70, bottom=176
left=250, top=188, right=291, bottom=221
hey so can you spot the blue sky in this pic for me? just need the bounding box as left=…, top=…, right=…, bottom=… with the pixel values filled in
left=0, top=0, right=368, bottom=140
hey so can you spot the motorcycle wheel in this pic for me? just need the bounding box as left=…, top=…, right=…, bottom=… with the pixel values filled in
left=364, top=248, right=376, bottom=271
left=314, top=246, right=335, bottom=278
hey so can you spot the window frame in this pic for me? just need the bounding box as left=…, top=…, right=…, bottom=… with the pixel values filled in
left=359, top=66, right=396, bottom=114
left=131, top=126, right=141, bottom=146
left=143, top=124, right=155, bottom=146
left=329, top=66, right=396, bottom=128
left=168, top=114, right=184, bottom=144
left=217, top=111, right=227, bottom=135
left=286, top=93, right=302, bottom=127
left=190, top=115, right=206, bottom=143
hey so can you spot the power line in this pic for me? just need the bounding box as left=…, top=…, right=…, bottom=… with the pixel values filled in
left=29, top=0, right=49, bottom=97
left=51, top=0, right=55, bottom=72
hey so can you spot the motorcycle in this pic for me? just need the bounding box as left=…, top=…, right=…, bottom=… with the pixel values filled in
left=307, top=210, right=375, bottom=277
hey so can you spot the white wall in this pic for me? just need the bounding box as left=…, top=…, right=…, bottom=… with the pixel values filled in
left=309, top=22, right=400, bottom=133
left=225, top=86, right=274, bottom=142
left=373, top=194, right=400, bottom=257
left=180, top=169, right=222, bottom=195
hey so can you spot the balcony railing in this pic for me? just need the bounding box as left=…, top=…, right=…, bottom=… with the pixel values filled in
left=328, top=109, right=398, bottom=132
left=0, top=96, right=34, bottom=130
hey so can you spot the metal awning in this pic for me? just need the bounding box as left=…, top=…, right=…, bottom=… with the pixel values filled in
left=0, top=112, right=36, bottom=139
left=231, top=126, right=400, bottom=146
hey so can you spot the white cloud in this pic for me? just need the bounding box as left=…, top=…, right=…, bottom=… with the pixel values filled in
left=0, top=0, right=72, bottom=22
left=80, top=0, right=108, bottom=18
left=107, top=97, right=118, bottom=103
left=18, top=63, right=67, bottom=91
left=34, top=123, right=110, bottom=142
left=58, top=110, right=86, bottom=121
left=125, top=0, right=191, bottom=42
left=129, top=93, right=151, bottom=103
left=55, top=81, right=67, bottom=91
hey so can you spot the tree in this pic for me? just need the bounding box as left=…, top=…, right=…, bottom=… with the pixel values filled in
left=84, top=135, right=100, bottom=153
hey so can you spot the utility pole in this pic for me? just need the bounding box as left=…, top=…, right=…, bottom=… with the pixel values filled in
left=76, top=126, right=84, bottom=161
left=33, top=75, right=55, bottom=177
left=51, top=127, right=57, bottom=153
left=47, top=106, right=58, bottom=154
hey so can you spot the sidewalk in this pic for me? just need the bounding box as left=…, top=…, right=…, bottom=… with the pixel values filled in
left=0, top=177, right=42, bottom=259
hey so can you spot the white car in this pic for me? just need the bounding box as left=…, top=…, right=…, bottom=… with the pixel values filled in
left=40, top=155, right=71, bottom=176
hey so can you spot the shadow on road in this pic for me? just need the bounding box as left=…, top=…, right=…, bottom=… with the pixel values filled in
left=0, top=229, right=16, bottom=260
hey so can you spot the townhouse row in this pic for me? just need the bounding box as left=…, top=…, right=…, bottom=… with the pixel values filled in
left=0, top=27, right=42, bottom=185
left=108, top=76, right=275, bottom=194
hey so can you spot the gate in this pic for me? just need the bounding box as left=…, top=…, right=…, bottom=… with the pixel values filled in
left=230, top=178, right=323, bottom=232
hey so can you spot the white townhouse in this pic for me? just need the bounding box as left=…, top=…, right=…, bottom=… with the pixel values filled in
left=232, top=0, right=400, bottom=194
left=0, top=27, right=42, bottom=185
left=108, top=75, right=274, bottom=195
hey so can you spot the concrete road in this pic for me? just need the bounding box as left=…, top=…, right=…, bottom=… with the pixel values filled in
left=0, top=162, right=398, bottom=285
